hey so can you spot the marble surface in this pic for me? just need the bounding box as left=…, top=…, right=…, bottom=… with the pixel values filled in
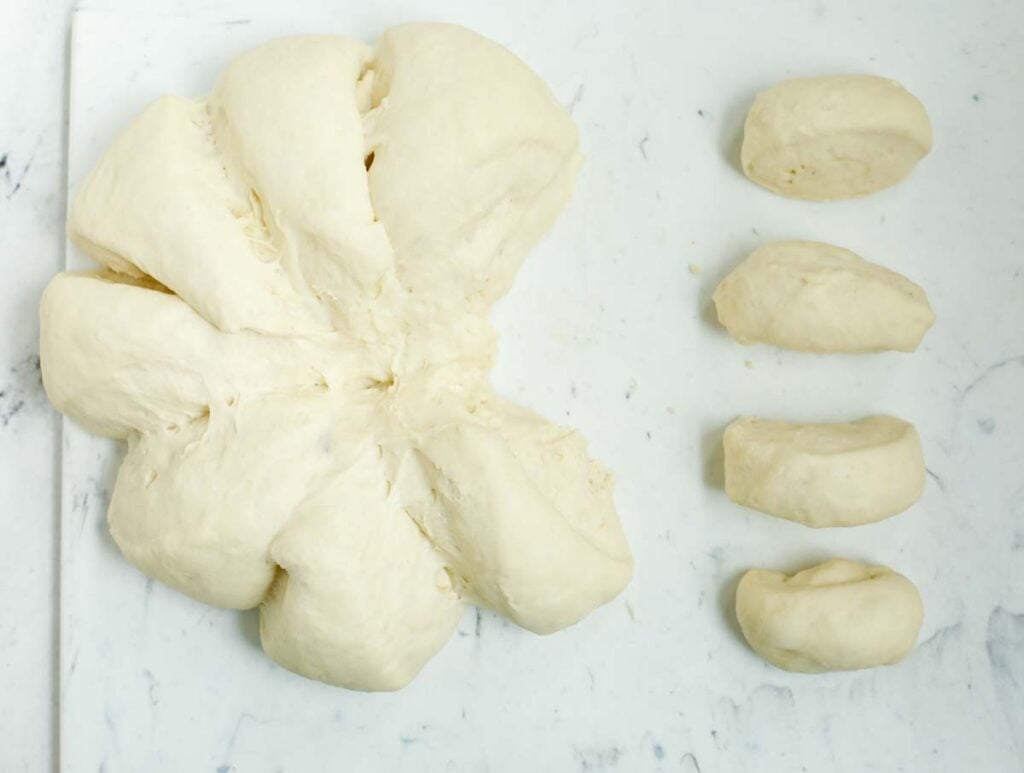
left=2, top=0, right=1022, bottom=770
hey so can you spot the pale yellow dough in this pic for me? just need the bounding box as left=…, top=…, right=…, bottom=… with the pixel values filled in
left=736, top=559, right=924, bottom=673
left=724, top=415, right=925, bottom=528
left=741, top=74, right=932, bottom=200
left=41, top=24, right=632, bottom=692
left=713, top=240, right=934, bottom=353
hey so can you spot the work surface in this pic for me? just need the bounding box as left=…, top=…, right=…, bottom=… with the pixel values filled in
left=3, top=1, right=1023, bottom=771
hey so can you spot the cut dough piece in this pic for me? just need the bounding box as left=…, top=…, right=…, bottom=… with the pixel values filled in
left=724, top=415, right=925, bottom=527
left=736, top=558, right=924, bottom=672
left=741, top=74, right=932, bottom=200
left=713, top=241, right=934, bottom=353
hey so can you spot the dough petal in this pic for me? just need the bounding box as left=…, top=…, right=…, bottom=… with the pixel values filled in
left=209, top=36, right=395, bottom=333
left=40, top=273, right=324, bottom=438
left=406, top=403, right=632, bottom=634
left=108, top=395, right=351, bottom=609
left=69, top=96, right=328, bottom=335
left=368, top=23, right=582, bottom=308
left=261, top=447, right=463, bottom=691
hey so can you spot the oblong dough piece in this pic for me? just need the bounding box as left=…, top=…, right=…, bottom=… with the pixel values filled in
left=713, top=241, right=935, bottom=353
left=741, top=74, right=932, bottom=200
left=724, top=415, right=925, bottom=527
left=735, top=558, right=924, bottom=672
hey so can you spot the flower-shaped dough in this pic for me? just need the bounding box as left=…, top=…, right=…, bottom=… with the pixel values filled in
left=41, top=23, right=632, bottom=690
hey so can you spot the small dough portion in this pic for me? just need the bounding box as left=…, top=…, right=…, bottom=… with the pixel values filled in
left=736, top=558, right=924, bottom=672
left=724, top=415, right=925, bottom=527
left=713, top=241, right=934, bottom=353
left=741, top=74, right=932, bottom=200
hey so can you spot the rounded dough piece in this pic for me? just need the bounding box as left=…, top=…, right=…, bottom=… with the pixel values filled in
left=741, top=75, right=932, bottom=200
left=724, top=415, right=925, bottom=527
left=260, top=447, right=463, bottom=691
left=712, top=241, right=935, bottom=353
left=735, top=559, right=924, bottom=672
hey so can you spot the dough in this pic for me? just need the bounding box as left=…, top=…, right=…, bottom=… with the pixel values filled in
left=741, top=74, right=932, bottom=200
left=41, top=24, right=632, bottom=691
left=724, top=415, right=925, bottom=527
left=736, top=559, right=924, bottom=672
left=713, top=240, right=935, bottom=353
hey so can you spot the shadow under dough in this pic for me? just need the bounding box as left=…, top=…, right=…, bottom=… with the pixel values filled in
left=237, top=608, right=262, bottom=651
left=719, top=89, right=757, bottom=178
left=718, top=569, right=747, bottom=646
left=700, top=421, right=731, bottom=490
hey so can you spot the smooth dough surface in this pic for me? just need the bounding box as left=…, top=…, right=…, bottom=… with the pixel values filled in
left=736, top=559, right=924, bottom=672
left=41, top=24, right=632, bottom=691
left=713, top=240, right=935, bottom=353
left=724, top=415, right=925, bottom=527
left=741, top=74, right=932, bottom=200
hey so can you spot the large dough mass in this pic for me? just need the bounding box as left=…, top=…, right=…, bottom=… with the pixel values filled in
left=41, top=24, right=632, bottom=691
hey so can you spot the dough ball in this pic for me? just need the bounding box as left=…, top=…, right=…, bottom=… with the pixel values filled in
left=724, top=415, right=925, bottom=528
left=713, top=240, right=934, bottom=353
left=741, top=74, right=932, bottom=200
left=735, top=559, right=924, bottom=672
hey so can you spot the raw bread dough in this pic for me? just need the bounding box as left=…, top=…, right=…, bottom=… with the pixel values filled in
left=41, top=24, right=632, bottom=691
left=736, top=559, right=924, bottom=672
left=741, top=74, right=932, bottom=200
left=724, top=415, right=925, bottom=527
left=713, top=240, right=934, bottom=353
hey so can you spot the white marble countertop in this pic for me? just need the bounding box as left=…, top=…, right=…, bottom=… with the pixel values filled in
left=3, top=1, right=1023, bottom=771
